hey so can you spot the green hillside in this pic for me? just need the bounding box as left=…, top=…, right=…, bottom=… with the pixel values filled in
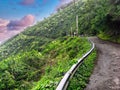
left=0, top=0, right=120, bottom=89
left=0, top=37, right=92, bottom=90
left=1, top=0, right=120, bottom=61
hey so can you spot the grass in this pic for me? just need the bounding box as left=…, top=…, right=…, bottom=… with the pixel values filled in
left=98, top=31, right=120, bottom=43
left=32, top=37, right=92, bottom=90
left=0, top=37, right=93, bottom=90
left=67, top=50, right=96, bottom=90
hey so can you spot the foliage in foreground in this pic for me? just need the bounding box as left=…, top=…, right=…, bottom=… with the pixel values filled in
left=33, top=37, right=91, bottom=90
left=0, top=37, right=91, bottom=90
left=67, top=50, right=96, bottom=90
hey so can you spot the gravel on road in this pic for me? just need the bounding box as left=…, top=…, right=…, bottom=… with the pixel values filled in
left=85, top=37, right=120, bottom=90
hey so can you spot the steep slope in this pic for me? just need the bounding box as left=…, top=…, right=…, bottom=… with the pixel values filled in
left=0, top=37, right=91, bottom=90
left=0, top=0, right=115, bottom=61
left=0, top=0, right=94, bottom=89
left=0, top=0, right=82, bottom=61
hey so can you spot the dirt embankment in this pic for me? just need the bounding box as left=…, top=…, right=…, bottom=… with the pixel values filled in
left=85, top=37, right=120, bottom=90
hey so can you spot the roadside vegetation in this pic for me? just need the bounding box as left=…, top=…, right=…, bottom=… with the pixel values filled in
left=33, top=37, right=91, bottom=90
left=0, top=37, right=92, bottom=90
left=98, top=32, right=120, bottom=43
left=67, top=50, right=96, bottom=90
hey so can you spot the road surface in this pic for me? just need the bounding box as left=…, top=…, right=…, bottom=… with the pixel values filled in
left=85, top=37, right=120, bottom=90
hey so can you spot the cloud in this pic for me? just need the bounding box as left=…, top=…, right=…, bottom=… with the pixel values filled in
left=20, top=0, right=35, bottom=5
left=7, top=14, right=35, bottom=30
left=0, top=18, right=9, bottom=33
left=0, top=30, right=21, bottom=44
left=0, top=15, right=35, bottom=43
left=0, top=18, right=9, bottom=27
left=0, top=26, right=7, bottom=33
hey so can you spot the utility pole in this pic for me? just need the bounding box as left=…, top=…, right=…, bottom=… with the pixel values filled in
left=73, top=0, right=79, bottom=36
left=74, top=0, right=76, bottom=7
left=76, top=15, right=78, bottom=36
left=71, top=27, right=73, bottom=36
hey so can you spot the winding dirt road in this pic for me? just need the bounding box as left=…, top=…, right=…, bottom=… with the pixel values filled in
left=85, top=37, right=120, bottom=90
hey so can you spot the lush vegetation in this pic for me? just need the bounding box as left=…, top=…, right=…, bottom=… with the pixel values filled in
left=98, top=31, right=120, bottom=43
left=1, top=0, right=120, bottom=89
left=67, top=50, right=96, bottom=90
left=33, top=37, right=91, bottom=90
left=1, top=0, right=120, bottom=61
left=0, top=1, right=96, bottom=89
left=0, top=37, right=91, bottom=90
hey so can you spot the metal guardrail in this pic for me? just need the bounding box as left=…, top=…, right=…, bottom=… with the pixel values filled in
left=56, top=39, right=95, bottom=90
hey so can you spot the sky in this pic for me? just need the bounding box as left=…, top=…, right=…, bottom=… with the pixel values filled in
left=0, top=0, right=73, bottom=43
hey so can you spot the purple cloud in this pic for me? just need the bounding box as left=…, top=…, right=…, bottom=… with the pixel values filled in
left=20, top=0, right=35, bottom=5
left=0, top=15, right=35, bottom=43
left=7, top=14, right=35, bottom=30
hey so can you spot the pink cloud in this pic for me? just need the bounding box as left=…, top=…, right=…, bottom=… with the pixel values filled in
left=0, top=26, right=7, bottom=33
left=7, top=14, right=35, bottom=30
left=0, top=15, right=35, bottom=43
left=0, top=18, right=9, bottom=27
left=0, top=18, right=9, bottom=33
left=0, top=30, right=21, bottom=44
left=20, top=0, right=35, bottom=5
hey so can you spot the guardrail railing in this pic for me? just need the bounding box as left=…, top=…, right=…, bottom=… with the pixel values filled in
left=56, top=39, right=95, bottom=90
